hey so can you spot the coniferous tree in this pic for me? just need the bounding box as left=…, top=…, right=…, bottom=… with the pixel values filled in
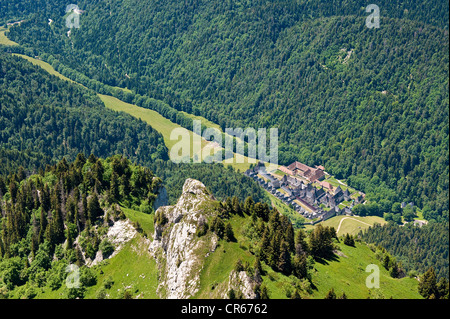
left=293, top=253, right=308, bottom=279
left=232, top=196, right=241, bottom=216
left=243, top=196, right=255, bottom=216
left=260, top=227, right=271, bottom=264
left=87, top=193, right=103, bottom=224
left=437, top=277, right=449, bottom=299
left=418, top=267, right=439, bottom=299
left=109, top=172, right=120, bottom=203
left=295, top=229, right=309, bottom=255
left=224, top=222, right=235, bottom=242
left=277, top=240, right=292, bottom=275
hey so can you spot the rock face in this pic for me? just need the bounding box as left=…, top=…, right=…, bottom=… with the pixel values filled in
left=149, top=179, right=218, bottom=299
left=225, top=270, right=257, bottom=299
left=152, top=185, right=168, bottom=212
left=86, top=219, right=137, bottom=267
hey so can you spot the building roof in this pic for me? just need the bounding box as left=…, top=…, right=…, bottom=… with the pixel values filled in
left=287, top=161, right=312, bottom=173
left=321, top=181, right=333, bottom=190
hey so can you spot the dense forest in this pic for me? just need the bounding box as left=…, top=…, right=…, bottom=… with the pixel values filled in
left=5, top=0, right=449, bottom=221
left=0, top=154, right=160, bottom=298
left=0, top=52, right=168, bottom=173
left=0, top=51, right=267, bottom=206
left=360, top=222, right=449, bottom=279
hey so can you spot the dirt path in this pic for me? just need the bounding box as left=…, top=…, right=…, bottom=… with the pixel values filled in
left=336, top=216, right=371, bottom=234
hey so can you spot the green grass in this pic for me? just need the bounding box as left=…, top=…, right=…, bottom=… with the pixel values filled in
left=84, top=237, right=159, bottom=299
left=180, top=111, right=222, bottom=132
left=12, top=54, right=78, bottom=84
left=122, top=207, right=155, bottom=236
left=100, top=94, right=207, bottom=159
left=310, top=241, right=422, bottom=299
left=194, top=239, right=255, bottom=298
left=321, top=215, right=386, bottom=236
left=33, top=235, right=159, bottom=299
left=0, top=28, right=18, bottom=46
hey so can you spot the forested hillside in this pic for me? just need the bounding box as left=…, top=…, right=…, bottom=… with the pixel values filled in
left=0, top=52, right=168, bottom=174
left=0, top=52, right=267, bottom=205
left=0, top=154, right=160, bottom=298
left=5, top=0, right=449, bottom=221
left=360, top=222, right=449, bottom=279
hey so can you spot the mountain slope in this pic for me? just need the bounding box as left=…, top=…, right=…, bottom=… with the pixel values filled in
left=0, top=157, right=423, bottom=299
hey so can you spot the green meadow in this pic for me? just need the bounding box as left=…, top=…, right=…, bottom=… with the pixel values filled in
left=0, top=27, right=18, bottom=46
left=321, top=215, right=387, bottom=237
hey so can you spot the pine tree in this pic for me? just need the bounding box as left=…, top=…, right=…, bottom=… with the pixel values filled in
left=295, top=229, right=309, bottom=255
left=87, top=193, right=103, bottom=224
left=38, top=208, right=47, bottom=244
left=224, top=222, right=235, bottom=242
left=260, top=285, right=269, bottom=299
left=260, top=227, right=271, bottom=264
left=277, top=240, right=292, bottom=275
left=232, top=196, right=241, bottom=215
left=437, top=277, right=449, bottom=299
left=109, top=172, right=120, bottom=203
left=344, top=233, right=355, bottom=246
left=390, top=263, right=399, bottom=278
left=293, top=253, right=308, bottom=279
left=243, top=196, right=255, bottom=215
left=338, top=292, right=348, bottom=299
left=418, top=267, right=439, bottom=299
left=253, top=257, right=263, bottom=283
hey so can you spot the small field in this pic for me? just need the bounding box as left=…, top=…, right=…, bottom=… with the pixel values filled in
left=0, top=27, right=18, bottom=46
left=12, top=54, right=77, bottom=84
left=100, top=94, right=208, bottom=158
left=321, top=215, right=386, bottom=236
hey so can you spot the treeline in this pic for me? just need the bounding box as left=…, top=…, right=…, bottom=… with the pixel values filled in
left=360, top=222, right=449, bottom=279
left=237, top=197, right=338, bottom=280
left=0, top=154, right=159, bottom=298
left=7, top=1, right=449, bottom=220
left=149, top=159, right=267, bottom=205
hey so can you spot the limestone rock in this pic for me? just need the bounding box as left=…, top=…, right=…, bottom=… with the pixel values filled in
left=149, top=179, right=218, bottom=299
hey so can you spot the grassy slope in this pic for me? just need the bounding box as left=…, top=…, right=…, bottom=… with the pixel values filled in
left=31, top=206, right=420, bottom=299
left=310, top=241, right=422, bottom=299
left=321, top=215, right=387, bottom=236
left=12, top=53, right=77, bottom=84
left=99, top=94, right=206, bottom=157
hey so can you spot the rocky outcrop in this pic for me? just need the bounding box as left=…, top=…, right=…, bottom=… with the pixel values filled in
left=225, top=270, right=258, bottom=299
left=85, top=219, right=138, bottom=267
left=149, top=179, right=219, bottom=299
